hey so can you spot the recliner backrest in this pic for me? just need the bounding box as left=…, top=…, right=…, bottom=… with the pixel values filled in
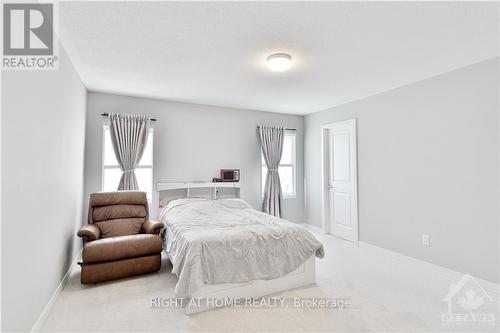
left=88, top=191, right=149, bottom=238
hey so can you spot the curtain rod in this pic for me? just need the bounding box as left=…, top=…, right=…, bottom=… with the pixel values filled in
left=100, top=115, right=294, bottom=129
left=101, top=113, right=157, bottom=122
left=257, top=125, right=296, bottom=131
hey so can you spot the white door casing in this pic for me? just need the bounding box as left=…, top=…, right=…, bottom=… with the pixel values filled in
left=321, top=119, right=358, bottom=243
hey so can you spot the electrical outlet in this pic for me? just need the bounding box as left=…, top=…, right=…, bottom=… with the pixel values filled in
left=422, top=234, right=430, bottom=247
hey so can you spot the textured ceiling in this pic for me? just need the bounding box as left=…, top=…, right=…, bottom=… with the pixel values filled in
left=60, top=1, right=499, bottom=115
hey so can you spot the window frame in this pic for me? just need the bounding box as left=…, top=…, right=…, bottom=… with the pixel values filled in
left=261, top=131, right=297, bottom=199
left=101, top=125, right=154, bottom=201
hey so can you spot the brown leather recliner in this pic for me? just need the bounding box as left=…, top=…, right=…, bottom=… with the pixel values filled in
left=77, top=191, right=165, bottom=284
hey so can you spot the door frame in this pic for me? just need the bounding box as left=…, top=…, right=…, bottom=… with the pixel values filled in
left=320, top=118, right=359, bottom=244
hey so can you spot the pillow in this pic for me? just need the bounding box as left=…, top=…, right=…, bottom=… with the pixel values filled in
left=159, top=196, right=208, bottom=208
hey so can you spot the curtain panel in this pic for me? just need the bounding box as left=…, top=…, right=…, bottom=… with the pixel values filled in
left=259, top=125, right=284, bottom=217
left=108, top=113, right=151, bottom=191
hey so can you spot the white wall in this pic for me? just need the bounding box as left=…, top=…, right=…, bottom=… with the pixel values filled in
left=304, top=58, right=499, bottom=283
left=1, top=45, right=87, bottom=331
left=84, top=92, right=305, bottom=222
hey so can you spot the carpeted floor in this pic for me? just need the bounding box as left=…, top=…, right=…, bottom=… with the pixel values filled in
left=41, top=228, right=499, bottom=332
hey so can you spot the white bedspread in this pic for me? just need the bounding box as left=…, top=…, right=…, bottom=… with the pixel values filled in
left=159, top=198, right=324, bottom=298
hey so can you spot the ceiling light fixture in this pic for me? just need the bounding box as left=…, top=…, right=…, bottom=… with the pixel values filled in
left=266, top=53, right=292, bottom=72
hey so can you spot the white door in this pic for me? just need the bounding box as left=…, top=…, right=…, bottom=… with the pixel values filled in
left=326, top=119, right=358, bottom=242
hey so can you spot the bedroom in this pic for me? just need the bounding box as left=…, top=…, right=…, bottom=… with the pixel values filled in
left=1, top=1, right=499, bottom=332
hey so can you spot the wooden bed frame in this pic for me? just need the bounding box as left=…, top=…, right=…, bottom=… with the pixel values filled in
left=156, top=182, right=317, bottom=314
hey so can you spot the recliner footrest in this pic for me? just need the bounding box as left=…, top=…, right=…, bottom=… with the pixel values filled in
left=81, top=254, right=161, bottom=284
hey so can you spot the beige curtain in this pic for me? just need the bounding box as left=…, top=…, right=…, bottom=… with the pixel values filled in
left=109, top=113, right=151, bottom=190
left=259, top=125, right=284, bottom=217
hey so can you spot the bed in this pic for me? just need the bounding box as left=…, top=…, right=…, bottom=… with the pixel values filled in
left=156, top=182, right=324, bottom=314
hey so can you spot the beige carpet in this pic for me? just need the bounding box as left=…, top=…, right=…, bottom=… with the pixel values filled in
left=41, top=228, right=499, bottom=332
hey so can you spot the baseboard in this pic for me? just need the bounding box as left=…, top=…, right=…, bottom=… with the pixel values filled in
left=297, top=222, right=323, bottom=234
left=300, top=222, right=499, bottom=296
left=358, top=241, right=500, bottom=296
left=31, top=250, right=81, bottom=332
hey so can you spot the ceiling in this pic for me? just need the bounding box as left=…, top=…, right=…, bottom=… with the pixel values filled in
left=59, top=1, right=499, bottom=115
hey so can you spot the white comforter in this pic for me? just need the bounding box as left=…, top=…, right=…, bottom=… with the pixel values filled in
left=159, top=198, right=324, bottom=298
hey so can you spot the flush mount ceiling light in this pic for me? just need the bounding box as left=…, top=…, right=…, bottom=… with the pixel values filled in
left=266, top=53, right=292, bottom=72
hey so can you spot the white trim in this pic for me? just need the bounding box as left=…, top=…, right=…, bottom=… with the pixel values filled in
left=320, top=118, right=359, bottom=244
left=303, top=222, right=499, bottom=295
left=358, top=241, right=500, bottom=297
left=149, top=127, right=154, bottom=209
left=156, top=182, right=241, bottom=214
left=320, top=127, right=328, bottom=234
left=31, top=250, right=81, bottom=332
left=156, top=182, right=240, bottom=192
left=301, top=222, right=500, bottom=297
left=297, top=223, right=323, bottom=234
left=100, top=124, right=106, bottom=192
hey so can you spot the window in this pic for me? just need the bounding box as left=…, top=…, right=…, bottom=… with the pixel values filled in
left=262, top=131, right=296, bottom=198
left=102, top=125, right=153, bottom=200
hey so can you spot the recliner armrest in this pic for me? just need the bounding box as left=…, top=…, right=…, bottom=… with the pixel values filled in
left=77, top=224, right=100, bottom=241
left=142, top=220, right=165, bottom=235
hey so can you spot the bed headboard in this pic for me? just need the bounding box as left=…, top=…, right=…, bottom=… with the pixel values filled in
left=156, top=182, right=241, bottom=209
